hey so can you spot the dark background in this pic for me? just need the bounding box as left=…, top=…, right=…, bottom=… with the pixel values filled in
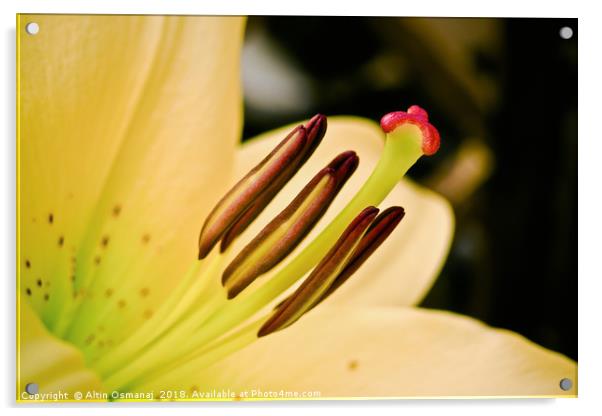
left=241, top=17, right=577, bottom=360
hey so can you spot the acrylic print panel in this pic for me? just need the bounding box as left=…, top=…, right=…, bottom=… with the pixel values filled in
left=16, top=14, right=577, bottom=402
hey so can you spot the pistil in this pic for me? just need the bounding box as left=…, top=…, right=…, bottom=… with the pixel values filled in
left=160, top=107, right=439, bottom=362
left=97, top=106, right=440, bottom=392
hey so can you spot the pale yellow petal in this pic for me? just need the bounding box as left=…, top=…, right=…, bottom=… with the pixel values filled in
left=18, top=15, right=245, bottom=346
left=18, top=302, right=103, bottom=401
left=198, top=306, right=577, bottom=398
left=229, top=117, right=453, bottom=307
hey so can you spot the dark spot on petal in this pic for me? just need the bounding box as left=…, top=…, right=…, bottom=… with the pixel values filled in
left=107, top=340, right=114, bottom=347
left=44, top=293, right=49, bottom=301
left=36, top=279, right=42, bottom=287
left=98, top=325, right=105, bottom=332
left=48, top=213, right=54, bottom=224
left=117, top=299, right=126, bottom=309
left=112, top=204, right=122, bottom=217
left=105, top=288, right=114, bottom=298
left=98, top=340, right=105, bottom=348
left=25, top=259, right=31, bottom=269
left=101, top=235, right=110, bottom=248
left=58, top=235, right=64, bottom=247
left=348, top=359, right=359, bottom=371
left=84, top=334, right=96, bottom=345
left=94, top=256, right=101, bottom=265
left=71, top=274, right=76, bottom=281
left=25, top=288, right=32, bottom=296
left=143, top=309, right=153, bottom=319
left=140, top=287, right=149, bottom=298
left=190, top=385, right=199, bottom=393
left=142, top=233, right=151, bottom=244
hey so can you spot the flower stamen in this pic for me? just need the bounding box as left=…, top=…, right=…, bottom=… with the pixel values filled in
left=258, top=207, right=379, bottom=337
left=220, top=114, right=328, bottom=252
left=222, top=151, right=358, bottom=299
left=198, top=115, right=327, bottom=259
left=213, top=106, right=439, bottom=327
left=313, top=206, right=405, bottom=306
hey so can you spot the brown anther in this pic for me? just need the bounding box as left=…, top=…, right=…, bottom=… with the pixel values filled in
left=222, top=151, right=359, bottom=299
left=314, top=206, right=405, bottom=305
left=258, top=207, right=379, bottom=337
left=259, top=206, right=405, bottom=337
left=199, top=115, right=328, bottom=259
left=220, top=115, right=329, bottom=253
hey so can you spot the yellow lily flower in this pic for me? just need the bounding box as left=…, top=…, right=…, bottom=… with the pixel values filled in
left=17, top=15, right=576, bottom=401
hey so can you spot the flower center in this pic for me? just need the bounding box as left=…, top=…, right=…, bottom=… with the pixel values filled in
left=50, top=107, right=440, bottom=393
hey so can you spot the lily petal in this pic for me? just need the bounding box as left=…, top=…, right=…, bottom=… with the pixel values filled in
left=231, top=117, right=454, bottom=307
left=19, top=15, right=245, bottom=343
left=18, top=302, right=103, bottom=400
left=198, top=306, right=577, bottom=397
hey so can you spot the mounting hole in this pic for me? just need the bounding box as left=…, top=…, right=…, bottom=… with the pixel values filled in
left=25, top=22, right=39, bottom=35
left=25, top=382, right=39, bottom=395
left=559, top=26, right=573, bottom=40
left=559, top=378, right=573, bottom=391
